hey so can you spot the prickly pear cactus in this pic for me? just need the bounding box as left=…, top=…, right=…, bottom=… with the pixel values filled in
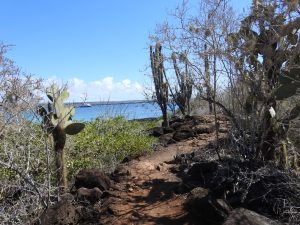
left=275, top=67, right=300, bottom=100
left=38, top=84, right=85, bottom=193
left=227, top=0, right=300, bottom=168
left=41, top=84, right=85, bottom=135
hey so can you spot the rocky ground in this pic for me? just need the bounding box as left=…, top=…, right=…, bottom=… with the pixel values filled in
left=39, top=114, right=299, bottom=225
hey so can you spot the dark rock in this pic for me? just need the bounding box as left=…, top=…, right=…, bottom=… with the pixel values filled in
left=159, top=133, right=176, bottom=145
left=75, top=169, right=111, bottom=191
left=208, top=167, right=238, bottom=198
left=169, top=153, right=187, bottom=164
left=174, top=182, right=191, bottom=194
left=101, top=197, right=122, bottom=215
left=169, top=165, right=181, bottom=173
left=223, top=208, right=283, bottom=225
left=188, top=161, right=219, bottom=183
left=173, top=129, right=194, bottom=141
left=178, top=124, right=193, bottom=131
left=185, top=187, right=231, bottom=225
left=121, top=156, right=130, bottom=163
left=225, top=190, right=245, bottom=208
left=178, top=163, right=188, bottom=171
left=148, top=127, right=164, bottom=137
left=184, top=115, right=194, bottom=120
left=60, top=193, right=74, bottom=202
left=194, top=124, right=215, bottom=134
left=77, top=187, right=103, bottom=204
left=216, top=114, right=229, bottom=121
left=191, top=115, right=208, bottom=123
left=191, top=154, right=206, bottom=162
left=75, top=205, right=100, bottom=223
left=111, top=165, right=130, bottom=183
left=163, top=126, right=174, bottom=134
left=169, top=117, right=185, bottom=125
left=40, top=200, right=79, bottom=225
left=107, top=205, right=118, bottom=215
left=186, top=187, right=210, bottom=203
left=169, top=121, right=185, bottom=130
left=101, top=190, right=115, bottom=199
left=113, top=165, right=131, bottom=176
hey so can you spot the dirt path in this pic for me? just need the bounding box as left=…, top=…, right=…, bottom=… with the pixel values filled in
left=100, top=116, right=229, bottom=225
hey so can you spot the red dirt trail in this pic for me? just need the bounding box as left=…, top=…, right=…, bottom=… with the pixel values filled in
left=99, top=115, right=229, bottom=225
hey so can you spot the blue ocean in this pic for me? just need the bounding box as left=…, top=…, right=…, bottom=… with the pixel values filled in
left=73, top=102, right=162, bottom=121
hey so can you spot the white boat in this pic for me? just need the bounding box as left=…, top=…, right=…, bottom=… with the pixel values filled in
left=79, top=103, right=92, bottom=107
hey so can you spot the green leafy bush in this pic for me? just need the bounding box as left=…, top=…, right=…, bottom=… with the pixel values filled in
left=67, top=116, right=156, bottom=176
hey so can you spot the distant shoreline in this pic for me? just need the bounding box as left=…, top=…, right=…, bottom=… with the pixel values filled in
left=39, top=100, right=156, bottom=107
left=68, top=100, right=155, bottom=107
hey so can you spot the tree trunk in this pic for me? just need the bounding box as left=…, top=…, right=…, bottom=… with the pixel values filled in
left=178, top=104, right=186, bottom=116
left=161, top=106, right=169, bottom=127
left=52, top=127, right=67, bottom=194
left=204, top=43, right=213, bottom=114
left=213, top=53, right=221, bottom=161
left=257, top=102, right=277, bottom=161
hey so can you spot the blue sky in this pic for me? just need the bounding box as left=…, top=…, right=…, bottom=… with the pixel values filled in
left=0, top=0, right=251, bottom=101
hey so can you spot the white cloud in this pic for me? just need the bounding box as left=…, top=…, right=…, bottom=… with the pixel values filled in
left=122, top=79, right=131, bottom=88
left=43, top=76, right=145, bottom=102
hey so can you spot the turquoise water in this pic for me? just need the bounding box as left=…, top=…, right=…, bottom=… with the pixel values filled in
left=73, top=102, right=162, bottom=121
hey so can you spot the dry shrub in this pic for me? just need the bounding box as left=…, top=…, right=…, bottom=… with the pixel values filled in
left=0, top=43, right=53, bottom=224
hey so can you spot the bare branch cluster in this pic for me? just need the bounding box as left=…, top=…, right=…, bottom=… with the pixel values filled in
left=0, top=43, right=56, bottom=224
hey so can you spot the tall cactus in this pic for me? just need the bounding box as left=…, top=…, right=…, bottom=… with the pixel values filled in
left=38, top=84, right=85, bottom=193
left=150, top=42, right=169, bottom=127
left=171, top=52, right=192, bottom=115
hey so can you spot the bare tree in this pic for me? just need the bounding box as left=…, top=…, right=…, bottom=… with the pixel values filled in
left=150, top=0, right=238, bottom=112
left=170, top=51, right=193, bottom=115
left=150, top=0, right=238, bottom=161
left=0, top=43, right=52, bottom=224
